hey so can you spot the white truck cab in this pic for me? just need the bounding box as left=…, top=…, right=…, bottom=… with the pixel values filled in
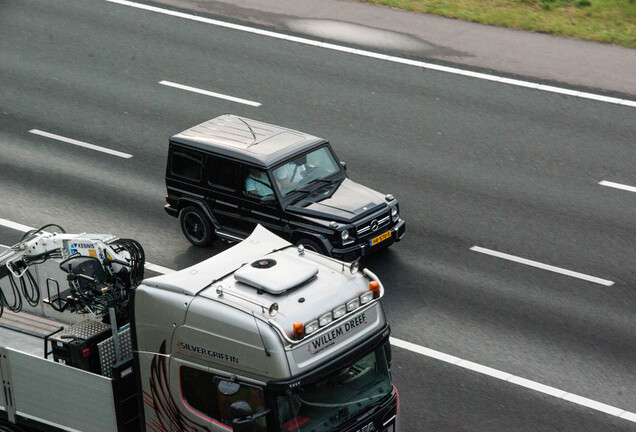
left=134, top=225, right=397, bottom=432
left=0, top=225, right=396, bottom=432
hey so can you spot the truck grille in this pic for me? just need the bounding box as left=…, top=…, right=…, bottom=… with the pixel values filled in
left=355, top=210, right=391, bottom=238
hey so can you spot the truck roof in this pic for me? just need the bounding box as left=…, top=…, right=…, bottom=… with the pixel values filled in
left=141, top=225, right=378, bottom=341
left=169, top=114, right=327, bottom=167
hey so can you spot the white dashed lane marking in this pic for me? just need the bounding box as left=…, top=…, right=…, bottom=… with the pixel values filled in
left=29, top=129, right=133, bottom=159
left=159, top=81, right=262, bottom=107
left=470, top=246, right=614, bottom=286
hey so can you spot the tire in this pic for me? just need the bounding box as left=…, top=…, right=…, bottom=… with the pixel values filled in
left=296, top=238, right=326, bottom=255
left=179, top=206, right=214, bottom=247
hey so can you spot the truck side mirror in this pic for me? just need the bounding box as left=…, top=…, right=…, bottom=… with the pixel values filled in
left=340, top=160, right=347, bottom=171
left=218, top=379, right=240, bottom=396
left=231, top=401, right=253, bottom=432
left=231, top=400, right=253, bottom=418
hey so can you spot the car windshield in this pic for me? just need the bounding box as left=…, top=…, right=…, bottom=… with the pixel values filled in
left=272, top=146, right=341, bottom=197
left=275, top=346, right=392, bottom=431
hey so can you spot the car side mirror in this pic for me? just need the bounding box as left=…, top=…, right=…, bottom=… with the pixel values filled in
left=340, top=160, right=347, bottom=171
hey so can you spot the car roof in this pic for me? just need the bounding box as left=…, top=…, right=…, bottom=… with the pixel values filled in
left=169, top=114, right=327, bottom=167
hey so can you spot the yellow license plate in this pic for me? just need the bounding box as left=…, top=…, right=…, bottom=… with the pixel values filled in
left=370, top=230, right=391, bottom=246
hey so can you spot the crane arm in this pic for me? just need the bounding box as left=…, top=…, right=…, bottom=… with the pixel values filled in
left=0, top=225, right=144, bottom=318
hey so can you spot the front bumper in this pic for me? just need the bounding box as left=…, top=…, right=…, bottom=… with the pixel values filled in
left=331, top=219, right=406, bottom=261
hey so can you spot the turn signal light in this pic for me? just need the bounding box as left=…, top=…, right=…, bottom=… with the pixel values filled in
left=370, top=281, right=381, bottom=298
left=293, top=322, right=304, bottom=339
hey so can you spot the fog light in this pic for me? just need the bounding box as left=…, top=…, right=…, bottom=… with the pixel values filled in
left=360, top=291, right=374, bottom=304
left=332, top=304, right=347, bottom=319
left=346, top=298, right=360, bottom=312
left=319, top=312, right=333, bottom=327
left=305, top=320, right=319, bottom=335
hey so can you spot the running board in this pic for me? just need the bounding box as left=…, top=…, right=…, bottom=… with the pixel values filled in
left=215, top=230, right=244, bottom=243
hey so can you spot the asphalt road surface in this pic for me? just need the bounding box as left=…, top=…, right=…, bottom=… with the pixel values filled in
left=1, top=0, right=635, bottom=430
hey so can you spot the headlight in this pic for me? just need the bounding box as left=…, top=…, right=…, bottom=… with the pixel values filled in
left=391, top=206, right=399, bottom=222
left=341, top=229, right=350, bottom=243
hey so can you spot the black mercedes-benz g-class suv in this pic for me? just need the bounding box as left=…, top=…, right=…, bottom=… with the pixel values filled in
left=164, top=115, right=405, bottom=260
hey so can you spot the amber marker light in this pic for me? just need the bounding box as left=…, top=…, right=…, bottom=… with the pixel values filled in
left=370, top=280, right=381, bottom=298
left=293, top=322, right=304, bottom=339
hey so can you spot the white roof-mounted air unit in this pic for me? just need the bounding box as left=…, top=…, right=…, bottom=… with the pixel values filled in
left=234, top=254, right=318, bottom=294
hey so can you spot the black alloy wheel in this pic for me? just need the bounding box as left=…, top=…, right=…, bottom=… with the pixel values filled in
left=180, top=206, right=214, bottom=247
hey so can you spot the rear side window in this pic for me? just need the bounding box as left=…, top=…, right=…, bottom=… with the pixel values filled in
left=206, top=155, right=243, bottom=192
left=171, top=149, right=203, bottom=182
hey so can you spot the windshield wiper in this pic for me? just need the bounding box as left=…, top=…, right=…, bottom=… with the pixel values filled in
left=311, top=176, right=341, bottom=186
left=286, top=187, right=312, bottom=204
left=287, top=177, right=340, bottom=203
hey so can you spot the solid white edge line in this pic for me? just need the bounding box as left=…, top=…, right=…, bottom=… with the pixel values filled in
left=29, top=129, right=133, bottom=159
left=0, top=218, right=37, bottom=233
left=159, top=81, right=262, bottom=107
left=105, top=0, right=636, bottom=109
left=389, top=337, right=636, bottom=423
left=470, top=246, right=614, bottom=286
left=0, top=217, right=632, bottom=423
left=599, top=180, right=636, bottom=194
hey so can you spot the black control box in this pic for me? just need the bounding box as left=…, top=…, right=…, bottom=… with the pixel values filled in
left=49, top=320, right=112, bottom=373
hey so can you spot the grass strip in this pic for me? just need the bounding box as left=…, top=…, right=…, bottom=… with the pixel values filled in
left=358, top=0, right=636, bottom=48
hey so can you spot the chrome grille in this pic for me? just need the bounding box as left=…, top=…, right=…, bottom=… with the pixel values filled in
left=356, top=211, right=391, bottom=238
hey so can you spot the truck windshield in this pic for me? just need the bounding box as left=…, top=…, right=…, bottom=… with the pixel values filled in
left=272, top=146, right=341, bottom=197
left=275, top=346, right=392, bottom=431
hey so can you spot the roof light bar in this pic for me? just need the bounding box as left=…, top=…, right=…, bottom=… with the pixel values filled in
left=293, top=273, right=385, bottom=341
